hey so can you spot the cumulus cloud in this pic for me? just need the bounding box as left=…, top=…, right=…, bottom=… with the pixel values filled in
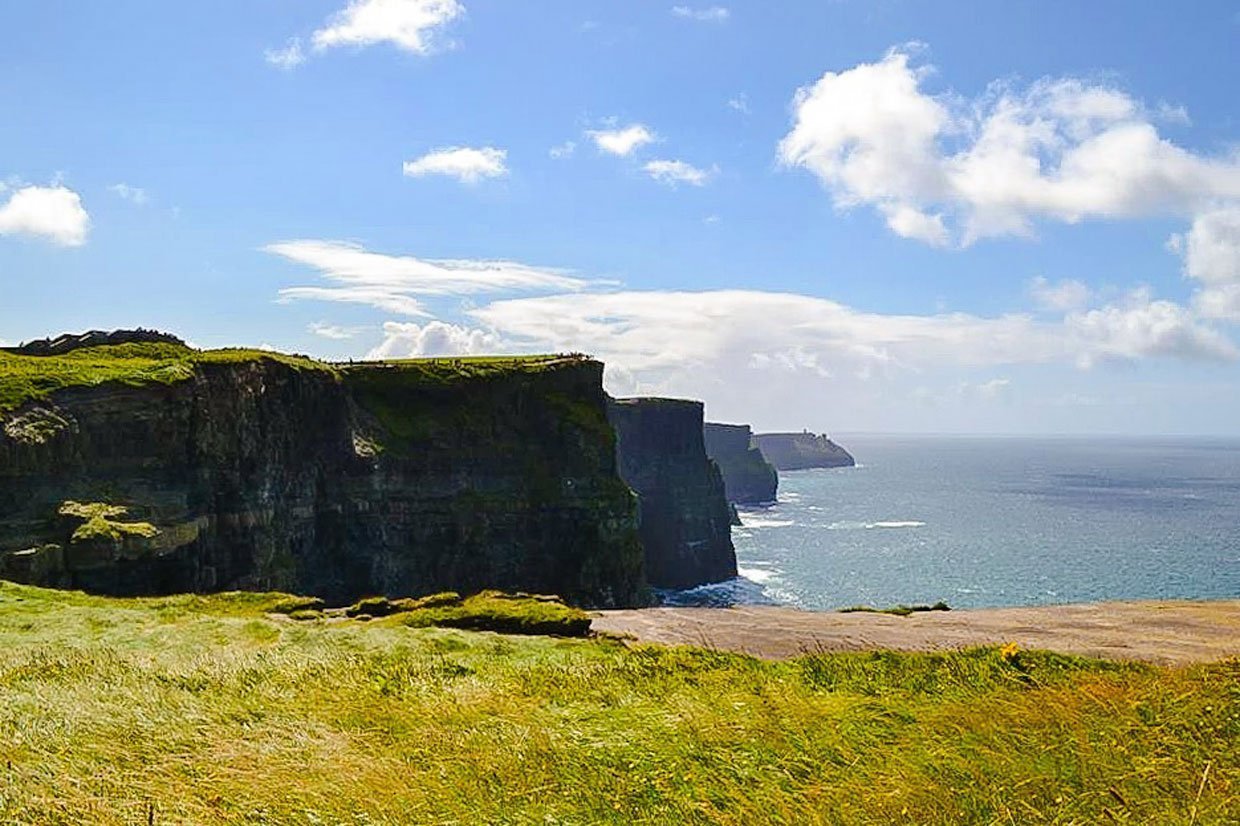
left=109, top=183, right=149, bottom=205
left=402, top=146, right=508, bottom=183
left=671, top=6, right=730, bottom=22
left=268, top=240, right=589, bottom=316
left=643, top=159, right=716, bottom=187
left=1029, top=276, right=1092, bottom=311
left=265, top=38, right=306, bottom=69
left=779, top=46, right=1240, bottom=246
left=586, top=124, right=657, bottom=157
left=0, top=184, right=91, bottom=247
left=367, top=320, right=503, bottom=359
left=312, top=0, right=464, bottom=54
left=1168, top=207, right=1240, bottom=321
left=1065, top=287, right=1237, bottom=367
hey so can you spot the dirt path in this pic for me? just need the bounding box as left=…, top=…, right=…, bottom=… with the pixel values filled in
left=593, top=600, right=1240, bottom=665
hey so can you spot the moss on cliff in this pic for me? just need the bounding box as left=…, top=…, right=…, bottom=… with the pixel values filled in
left=58, top=501, right=160, bottom=543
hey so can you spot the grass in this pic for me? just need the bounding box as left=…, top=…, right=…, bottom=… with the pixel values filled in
left=0, top=341, right=582, bottom=416
left=0, top=581, right=1234, bottom=824
left=839, top=601, right=952, bottom=617
left=0, top=342, right=333, bottom=414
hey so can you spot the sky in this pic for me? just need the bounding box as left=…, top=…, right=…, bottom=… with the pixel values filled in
left=2, top=1, right=1240, bottom=435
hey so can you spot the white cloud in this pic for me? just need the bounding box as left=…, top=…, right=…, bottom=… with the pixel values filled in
left=312, top=0, right=464, bottom=55
left=779, top=46, right=1240, bottom=247
left=1029, top=276, right=1092, bottom=311
left=671, top=6, right=730, bottom=22
left=268, top=240, right=589, bottom=316
left=368, top=320, right=503, bottom=359
left=265, top=38, right=306, bottom=69
left=0, top=185, right=90, bottom=247
left=727, top=93, right=750, bottom=114
left=465, top=288, right=1235, bottom=384
left=1065, top=288, right=1237, bottom=367
left=549, top=141, right=576, bottom=160
left=402, top=146, right=508, bottom=184
left=1174, top=207, right=1240, bottom=285
left=109, top=183, right=148, bottom=205
left=309, top=322, right=362, bottom=340
left=1168, top=207, right=1240, bottom=321
left=643, top=159, right=716, bottom=187
left=972, top=378, right=1012, bottom=400
left=586, top=124, right=656, bottom=157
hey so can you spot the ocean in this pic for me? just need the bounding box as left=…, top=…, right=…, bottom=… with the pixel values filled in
left=669, top=434, right=1240, bottom=611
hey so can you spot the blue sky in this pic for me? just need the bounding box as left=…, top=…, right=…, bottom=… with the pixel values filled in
left=3, top=1, right=1240, bottom=434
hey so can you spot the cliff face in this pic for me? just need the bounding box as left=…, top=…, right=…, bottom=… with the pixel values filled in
left=0, top=350, right=645, bottom=606
left=608, top=398, right=736, bottom=589
left=703, top=423, right=778, bottom=505
left=753, top=432, right=855, bottom=471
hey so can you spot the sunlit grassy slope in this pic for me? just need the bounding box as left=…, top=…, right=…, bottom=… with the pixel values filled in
left=0, top=342, right=575, bottom=414
left=0, top=583, right=1234, bottom=824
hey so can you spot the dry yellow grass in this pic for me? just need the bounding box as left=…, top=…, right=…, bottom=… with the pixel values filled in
left=0, top=581, right=1234, bottom=824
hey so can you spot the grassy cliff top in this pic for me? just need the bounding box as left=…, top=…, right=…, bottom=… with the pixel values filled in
left=0, top=580, right=1233, bottom=823
left=0, top=340, right=589, bottom=414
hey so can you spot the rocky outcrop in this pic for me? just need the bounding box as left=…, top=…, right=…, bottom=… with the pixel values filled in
left=703, top=423, right=778, bottom=505
left=608, top=398, right=736, bottom=589
left=753, top=432, right=855, bottom=471
left=0, top=349, right=646, bottom=606
left=2, top=328, right=184, bottom=356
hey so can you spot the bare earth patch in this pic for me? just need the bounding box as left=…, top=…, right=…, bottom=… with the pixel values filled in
left=594, top=600, right=1240, bottom=665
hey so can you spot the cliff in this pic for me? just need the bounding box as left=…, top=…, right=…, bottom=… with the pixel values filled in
left=608, top=398, right=736, bottom=589
left=753, top=432, right=856, bottom=471
left=0, top=341, right=645, bottom=606
left=703, top=423, right=778, bottom=505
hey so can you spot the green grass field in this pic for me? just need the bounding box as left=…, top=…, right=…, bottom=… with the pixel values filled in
left=0, top=582, right=1234, bottom=824
left=0, top=341, right=580, bottom=414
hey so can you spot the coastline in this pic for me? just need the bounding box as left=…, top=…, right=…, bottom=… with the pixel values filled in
left=593, top=598, right=1240, bottom=665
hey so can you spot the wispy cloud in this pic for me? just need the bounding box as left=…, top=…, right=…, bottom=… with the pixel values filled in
left=109, top=183, right=149, bottom=206
left=268, top=240, right=590, bottom=316
left=402, top=146, right=508, bottom=184
left=309, top=322, right=363, bottom=340
left=265, top=38, right=306, bottom=69
left=727, top=93, right=750, bottom=114
left=643, top=159, right=717, bottom=187
left=549, top=141, right=576, bottom=160
left=671, top=6, right=730, bottom=22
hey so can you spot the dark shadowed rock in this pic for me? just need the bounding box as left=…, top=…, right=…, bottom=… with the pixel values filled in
left=0, top=347, right=646, bottom=607
left=703, top=423, right=778, bottom=505
left=608, top=398, right=736, bottom=589
left=753, top=432, right=855, bottom=471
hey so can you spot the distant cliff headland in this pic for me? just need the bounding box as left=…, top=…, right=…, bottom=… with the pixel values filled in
left=703, top=422, right=778, bottom=505
left=0, top=330, right=742, bottom=607
left=753, top=431, right=856, bottom=471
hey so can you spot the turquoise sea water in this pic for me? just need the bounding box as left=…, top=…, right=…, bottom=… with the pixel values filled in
left=669, top=435, right=1240, bottom=611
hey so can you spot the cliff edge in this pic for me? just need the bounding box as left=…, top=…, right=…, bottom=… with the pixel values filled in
left=0, top=340, right=645, bottom=606
left=702, top=423, right=778, bottom=505
left=608, top=398, right=737, bottom=589
left=753, top=432, right=855, bottom=471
